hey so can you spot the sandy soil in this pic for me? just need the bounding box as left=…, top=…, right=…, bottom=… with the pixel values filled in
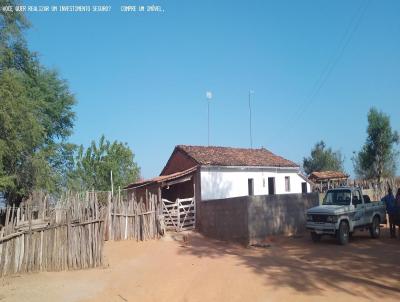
left=1, top=229, right=399, bottom=302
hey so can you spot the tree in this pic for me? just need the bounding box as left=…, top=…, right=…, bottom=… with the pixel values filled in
left=0, top=0, right=37, bottom=77
left=303, top=141, right=344, bottom=175
left=0, top=68, right=76, bottom=202
left=0, top=3, right=76, bottom=203
left=352, top=108, right=399, bottom=182
left=68, top=135, right=140, bottom=192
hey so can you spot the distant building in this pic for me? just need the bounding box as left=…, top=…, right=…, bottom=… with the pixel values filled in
left=308, top=170, right=349, bottom=192
left=125, top=145, right=312, bottom=229
left=126, top=145, right=311, bottom=201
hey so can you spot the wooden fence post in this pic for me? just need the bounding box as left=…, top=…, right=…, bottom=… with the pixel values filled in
left=176, top=198, right=180, bottom=232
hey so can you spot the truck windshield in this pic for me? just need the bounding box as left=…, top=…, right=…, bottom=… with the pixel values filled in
left=323, top=189, right=352, bottom=206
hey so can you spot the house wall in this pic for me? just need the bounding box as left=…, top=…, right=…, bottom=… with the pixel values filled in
left=194, top=168, right=202, bottom=228
left=161, top=150, right=197, bottom=175
left=200, top=166, right=311, bottom=200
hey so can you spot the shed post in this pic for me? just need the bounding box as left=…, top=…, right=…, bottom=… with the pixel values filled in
left=158, top=186, right=162, bottom=216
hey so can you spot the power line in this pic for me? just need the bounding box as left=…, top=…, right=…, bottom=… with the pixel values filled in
left=294, top=0, right=370, bottom=124
left=272, top=0, right=371, bottom=141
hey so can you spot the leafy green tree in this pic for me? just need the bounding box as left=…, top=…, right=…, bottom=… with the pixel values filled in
left=0, top=2, right=76, bottom=203
left=303, top=141, right=344, bottom=175
left=0, top=0, right=37, bottom=77
left=68, top=135, right=140, bottom=192
left=0, top=69, right=76, bottom=202
left=352, top=108, right=399, bottom=182
left=0, top=70, right=42, bottom=200
left=0, top=0, right=28, bottom=43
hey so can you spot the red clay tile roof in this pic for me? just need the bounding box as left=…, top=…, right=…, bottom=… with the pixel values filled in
left=309, top=171, right=349, bottom=181
left=124, top=167, right=197, bottom=189
left=176, top=145, right=299, bottom=168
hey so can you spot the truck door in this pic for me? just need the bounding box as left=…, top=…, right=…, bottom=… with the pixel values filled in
left=352, top=190, right=365, bottom=226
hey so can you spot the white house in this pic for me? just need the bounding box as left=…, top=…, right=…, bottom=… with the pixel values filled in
left=126, top=145, right=310, bottom=203
left=125, top=145, right=312, bottom=231
left=200, top=165, right=309, bottom=200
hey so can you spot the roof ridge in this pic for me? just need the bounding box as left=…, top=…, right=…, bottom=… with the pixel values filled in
left=177, top=144, right=269, bottom=151
left=175, top=144, right=298, bottom=168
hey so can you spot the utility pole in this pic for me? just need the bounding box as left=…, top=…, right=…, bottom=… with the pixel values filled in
left=248, top=90, right=254, bottom=148
left=206, top=91, right=213, bottom=146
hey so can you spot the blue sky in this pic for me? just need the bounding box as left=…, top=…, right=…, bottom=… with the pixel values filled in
left=24, top=0, right=400, bottom=179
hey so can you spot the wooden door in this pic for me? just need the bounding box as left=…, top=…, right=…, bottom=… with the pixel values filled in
left=268, top=177, right=275, bottom=195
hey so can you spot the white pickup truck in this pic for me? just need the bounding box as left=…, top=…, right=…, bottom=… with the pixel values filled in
left=306, top=187, right=386, bottom=245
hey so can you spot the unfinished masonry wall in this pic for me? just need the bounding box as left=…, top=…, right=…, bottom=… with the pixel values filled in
left=199, top=193, right=319, bottom=245
left=247, top=193, right=319, bottom=244
left=199, top=197, right=248, bottom=244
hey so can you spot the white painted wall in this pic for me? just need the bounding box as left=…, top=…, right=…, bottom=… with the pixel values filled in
left=200, top=166, right=311, bottom=201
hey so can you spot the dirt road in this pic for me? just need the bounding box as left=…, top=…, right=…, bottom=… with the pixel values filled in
left=1, top=230, right=399, bottom=302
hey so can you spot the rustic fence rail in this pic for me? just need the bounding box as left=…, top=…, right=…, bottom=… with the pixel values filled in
left=353, top=177, right=400, bottom=200
left=312, top=177, right=400, bottom=201
left=0, top=192, right=104, bottom=277
left=0, top=190, right=164, bottom=277
left=106, top=191, right=162, bottom=241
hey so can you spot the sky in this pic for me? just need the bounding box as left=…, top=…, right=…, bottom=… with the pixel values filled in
left=23, top=0, right=400, bottom=179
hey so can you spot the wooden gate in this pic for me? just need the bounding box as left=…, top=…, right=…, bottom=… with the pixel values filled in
left=162, top=198, right=195, bottom=231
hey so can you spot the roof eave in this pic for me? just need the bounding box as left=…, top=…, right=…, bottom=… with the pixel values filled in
left=200, top=165, right=300, bottom=170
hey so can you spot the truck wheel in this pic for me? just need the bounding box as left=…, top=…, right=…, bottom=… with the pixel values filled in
left=369, top=216, right=380, bottom=238
left=337, top=221, right=349, bottom=245
left=311, top=232, right=321, bottom=243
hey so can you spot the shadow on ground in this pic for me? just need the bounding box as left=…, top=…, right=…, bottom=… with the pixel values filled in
left=178, top=229, right=400, bottom=299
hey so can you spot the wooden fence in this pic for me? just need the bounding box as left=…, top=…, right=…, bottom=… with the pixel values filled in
left=162, top=198, right=195, bottom=232
left=353, top=177, right=400, bottom=200
left=0, top=190, right=164, bottom=277
left=106, top=191, right=163, bottom=241
left=0, top=192, right=104, bottom=277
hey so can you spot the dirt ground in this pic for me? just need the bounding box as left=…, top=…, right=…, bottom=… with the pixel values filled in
left=1, top=228, right=399, bottom=302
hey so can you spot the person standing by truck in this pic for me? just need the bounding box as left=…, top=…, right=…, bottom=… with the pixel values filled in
left=382, top=188, right=396, bottom=238
left=395, top=188, right=400, bottom=237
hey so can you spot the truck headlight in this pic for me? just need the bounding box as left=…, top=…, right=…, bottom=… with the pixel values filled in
left=306, top=214, right=313, bottom=221
left=326, top=215, right=338, bottom=223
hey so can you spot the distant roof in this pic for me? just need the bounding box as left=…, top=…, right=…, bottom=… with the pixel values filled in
left=175, top=145, right=299, bottom=168
left=124, top=166, right=197, bottom=189
left=309, top=171, right=349, bottom=181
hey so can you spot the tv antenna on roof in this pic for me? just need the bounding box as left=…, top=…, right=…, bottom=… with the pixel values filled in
left=206, top=91, right=212, bottom=146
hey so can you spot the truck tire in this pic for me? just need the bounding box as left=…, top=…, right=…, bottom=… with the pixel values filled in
left=369, top=216, right=380, bottom=238
left=337, top=221, right=349, bottom=245
left=311, top=232, right=321, bottom=243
